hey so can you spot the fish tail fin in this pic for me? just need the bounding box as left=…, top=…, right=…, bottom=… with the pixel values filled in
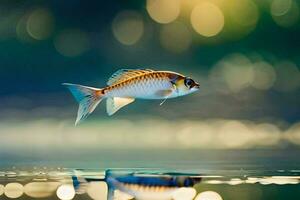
left=63, top=83, right=105, bottom=125
left=71, top=171, right=88, bottom=194
left=71, top=169, right=105, bottom=194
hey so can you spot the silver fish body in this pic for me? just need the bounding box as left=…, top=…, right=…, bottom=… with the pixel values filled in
left=105, top=73, right=174, bottom=99
left=63, top=69, right=200, bottom=124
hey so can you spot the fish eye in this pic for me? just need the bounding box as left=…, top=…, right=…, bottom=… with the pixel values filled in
left=184, top=78, right=194, bottom=88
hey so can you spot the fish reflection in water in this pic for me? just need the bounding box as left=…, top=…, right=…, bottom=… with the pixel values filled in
left=72, top=170, right=202, bottom=200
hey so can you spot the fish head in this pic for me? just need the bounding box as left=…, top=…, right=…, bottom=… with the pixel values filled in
left=174, top=76, right=200, bottom=96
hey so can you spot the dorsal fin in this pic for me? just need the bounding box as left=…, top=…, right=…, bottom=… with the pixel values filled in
left=107, top=69, right=154, bottom=85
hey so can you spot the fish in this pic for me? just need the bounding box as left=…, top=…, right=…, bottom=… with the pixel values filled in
left=72, top=169, right=202, bottom=200
left=63, top=69, right=200, bottom=125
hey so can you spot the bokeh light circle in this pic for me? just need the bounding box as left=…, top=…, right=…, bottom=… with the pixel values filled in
left=160, top=21, right=192, bottom=53
left=285, top=123, right=300, bottom=145
left=172, top=187, right=197, bottom=200
left=112, top=11, right=144, bottom=45
left=24, top=182, right=60, bottom=198
left=190, top=2, right=224, bottom=37
left=251, top=61, right=276, bottom=90
left=222, top=0, right=259, bottom=40
left=271, top=0, right=293, bottom=16
left=217, top=120, right=252, bottom=148
left=230, top=0, right=259, bottom=27
left=271, top=0, right=300, bottom=27
left=56, top=184, right=75, bottom=200
left=0, top=184, right=4, bottom=196
left=4, top=183, right=24, bottom=198
left=177, top=122, right=213, bottom=148
left=220, top=54, right=254, bottom=92
left=26, top=8, right=54, bottom=40
left=253, top=123, right=281, bottom=146
left=146, top=0, right=180, bottom=24
left=16, top=14, right=36, bottom=43
left=195, top=191, right=223, bottom=200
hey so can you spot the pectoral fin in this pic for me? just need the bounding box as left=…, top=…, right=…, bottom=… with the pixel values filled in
left=155, top=89, right=174, bottom=106
left=106, top=97, right=135, bottom=116
left=155, top=89, right=173, bottom=98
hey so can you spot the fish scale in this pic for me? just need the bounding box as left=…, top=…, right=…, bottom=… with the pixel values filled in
left=106, top=73, right=173, bottom=99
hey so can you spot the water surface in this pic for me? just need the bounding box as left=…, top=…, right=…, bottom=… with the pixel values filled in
left=1, top=149, right=300, bottom=199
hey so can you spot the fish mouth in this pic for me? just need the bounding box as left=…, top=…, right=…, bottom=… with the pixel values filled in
left=193, top=82, right=200, bottom=89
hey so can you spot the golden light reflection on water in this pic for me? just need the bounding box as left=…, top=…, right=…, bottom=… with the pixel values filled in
left=0, top=184, right=4, bottom=196
left=216, top=120, right=252, bottom=148
left=253, top=123, right=281, bottom=146
left=201, top=175, right=300, bottom=186
left=56, top=184, right=75, bottom=200
left=24, top=182, right=60, bottom=198
left=245, top=177, right=259, bottom=184
left=4, top=183, right=23, bottom=199
left=259, top=177, right=299, bottom=185
left=0, top=116, right=300, bottom=150
left=1, top=118, right=300, bottom=150
left=195, top=191, right=223, bottom=200
left=172, top=187, right=197, bottom=200
left=204, top=180, right=224, bottom=185
left=227, top=178, right=244, bottom=185
left=177, top=122, right=213, bottom=148
left=0, top=173, right=299, bottom=199
left=285, top=122, right=300, bottom=145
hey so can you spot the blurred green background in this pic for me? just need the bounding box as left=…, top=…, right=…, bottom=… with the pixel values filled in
left=0, top=0, right=299, bottom=166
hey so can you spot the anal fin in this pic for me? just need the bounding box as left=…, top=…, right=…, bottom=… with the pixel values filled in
left=106, top=97, right=135, bottom=116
